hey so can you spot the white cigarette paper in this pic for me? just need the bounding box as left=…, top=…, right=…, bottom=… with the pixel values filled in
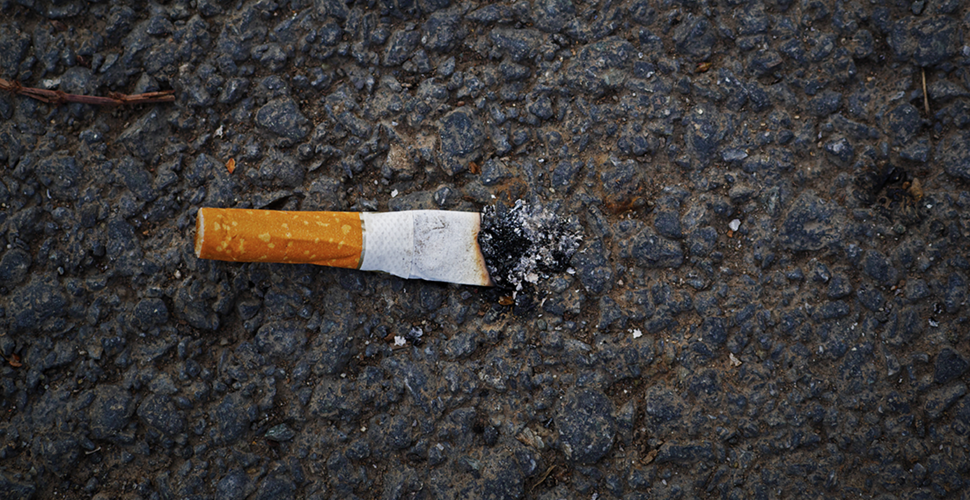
left=360, top=211, right=493, bottom=286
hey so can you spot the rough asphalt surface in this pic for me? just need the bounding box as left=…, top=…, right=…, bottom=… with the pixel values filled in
left=1, top=0, right=970, bottom=498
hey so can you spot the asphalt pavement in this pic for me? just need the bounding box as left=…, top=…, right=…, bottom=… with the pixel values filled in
left=1, top=0, right=969, bottom=498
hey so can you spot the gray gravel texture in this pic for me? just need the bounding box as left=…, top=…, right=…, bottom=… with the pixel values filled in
left=1, top=0, right=970, bottom=498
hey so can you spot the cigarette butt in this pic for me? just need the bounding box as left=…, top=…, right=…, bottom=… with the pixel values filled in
left=195, top=207, right=494, bottom=286
left=195, top=208, right=363, bottom=268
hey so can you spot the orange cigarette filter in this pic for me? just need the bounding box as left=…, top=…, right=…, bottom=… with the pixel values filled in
left=195, top=208, right=363, bottom=268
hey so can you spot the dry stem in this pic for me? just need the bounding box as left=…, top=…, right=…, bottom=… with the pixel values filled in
left=921, top=68, right=930, bottom=115
left=0, top=77, right=175, bottom=106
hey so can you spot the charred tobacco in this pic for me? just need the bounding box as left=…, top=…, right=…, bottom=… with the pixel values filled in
left=479, top=200, right=582, bottom=291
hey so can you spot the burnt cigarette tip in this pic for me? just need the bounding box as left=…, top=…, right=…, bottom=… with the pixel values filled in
left=478, top=201, right=582, bottom=290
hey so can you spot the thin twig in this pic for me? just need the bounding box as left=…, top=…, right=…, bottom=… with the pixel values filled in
left=921, top=68, right=930, bottom=115
left=0, top=77, right=174, bottom=106
left=530, top=465, right=557, bottom=494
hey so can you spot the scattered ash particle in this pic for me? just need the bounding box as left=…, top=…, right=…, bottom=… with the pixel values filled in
left=479, top=200, right=582, bottom=291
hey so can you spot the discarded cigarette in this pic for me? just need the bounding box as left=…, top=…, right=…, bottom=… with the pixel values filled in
left=195, top=201, right=581, bottom=288
left=196, top=208, right=491, bottom=286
